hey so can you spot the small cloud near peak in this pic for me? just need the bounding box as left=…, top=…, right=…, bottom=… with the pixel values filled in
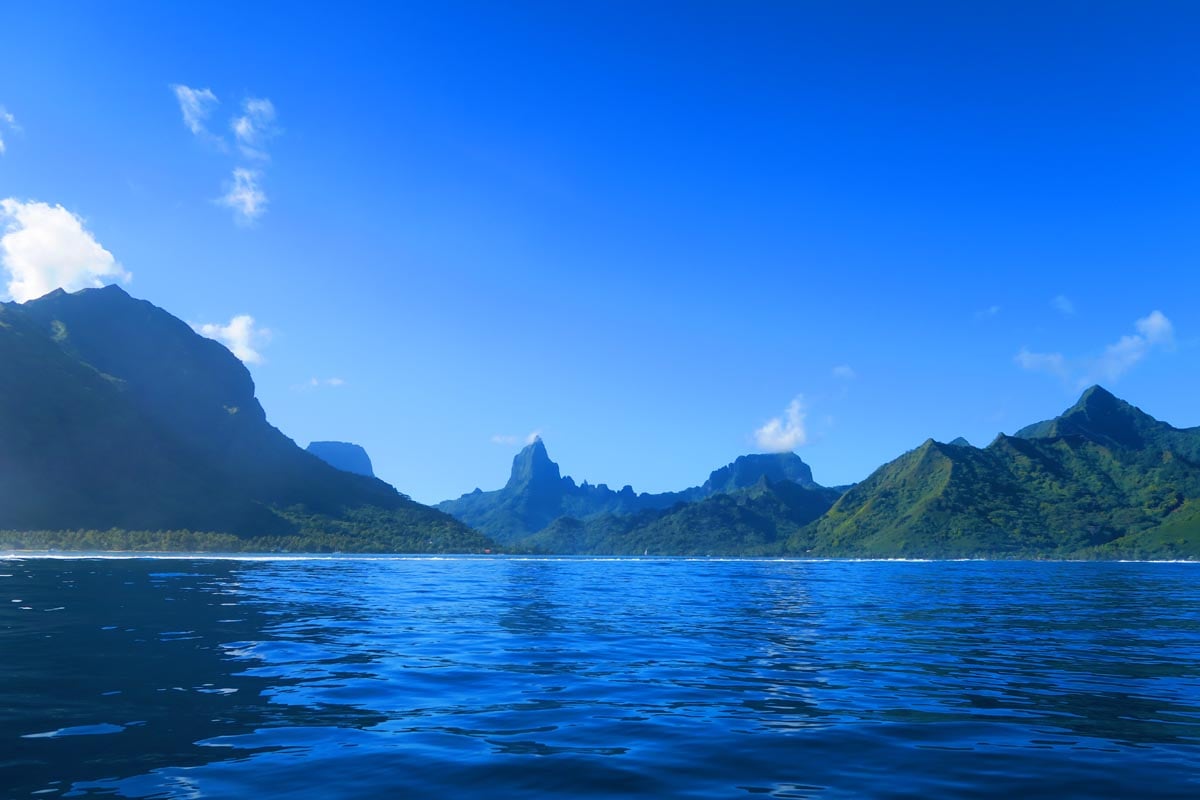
left=193, top=314, right=270, bottom=364
left=1015, top=310, right=1175, bottom=388
left=0, top=199, right=131, bottom=302
left=754, top=396, right=807, bottom=452
left=491, top=430, right=543, bottom=446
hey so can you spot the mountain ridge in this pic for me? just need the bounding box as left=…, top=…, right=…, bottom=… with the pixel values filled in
left=437, top=440, right=836, bottom=544
left=799, top=388, right=1200, bottom=558
left=3, top=285, right=1198, bottom=558
left=0, top=285, right=491, bottom=552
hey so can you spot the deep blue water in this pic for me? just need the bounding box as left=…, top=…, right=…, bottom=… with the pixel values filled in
left=1, top=557, right=1198, bottom=798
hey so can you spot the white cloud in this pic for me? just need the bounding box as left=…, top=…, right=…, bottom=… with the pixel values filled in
left=194, top=315, right=270, bottom=364
left=171, top=88, right=279, bottom=223
left=754, top=396, right=807, bottom=452
left=170, top=85, right=219, bottom=137
left=1014, top=348, right=1067, bottom=378
left=218, top=168, right=267, bottom=224
left=1015, top=310, right=1175, bottom=387
left=1052, top=295, right=1075, bottom=316
left=0, top=199, right=131, bottom=302
left=0, top=106, right=17, bottom=155
left=490, top=430, right=542, bottom=446
left=832, top=365, right=856, bottom=380
left=1135, top=309, right=1173, bottom=343
left=232, top=98, right=277, bottom=159
left=1087, top=310, right=1174, bottom=384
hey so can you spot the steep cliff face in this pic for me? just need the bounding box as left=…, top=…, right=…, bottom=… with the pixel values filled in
left=307, top=442, right=376, bottom=478
left=699, top=453, right=818, bottom=494
left=0, top=285, right=489, bottom=551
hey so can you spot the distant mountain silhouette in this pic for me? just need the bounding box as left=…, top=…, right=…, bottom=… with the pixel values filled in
left=437, top=438, right=836, bottom=544
left=307, top=441, right=375, bottom=478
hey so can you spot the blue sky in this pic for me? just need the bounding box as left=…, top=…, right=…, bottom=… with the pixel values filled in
left=1, top=2, right=1198, bottom=503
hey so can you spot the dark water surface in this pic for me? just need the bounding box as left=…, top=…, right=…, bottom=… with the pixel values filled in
left=1, top=557, right=1198, bottom=798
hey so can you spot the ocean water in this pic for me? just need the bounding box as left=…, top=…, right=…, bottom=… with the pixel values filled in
left=1, top=557, right=1198, bottom=799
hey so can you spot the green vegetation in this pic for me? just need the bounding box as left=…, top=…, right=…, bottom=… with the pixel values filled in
left=437, top=439, right=830, bottom=544
left=800, top=387, right=1200, bottom=559
left=0, top=286, right=493, bottom=553
left=3, top=287, right=1197, bottom=559
left=0, top=510, right=491, bottom=554
left=522, top=478, right=842, bottom=555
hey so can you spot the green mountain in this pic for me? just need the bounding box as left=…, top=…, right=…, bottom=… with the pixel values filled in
left=799, top=387, right=1200, bottom=559
left=437, top=440, right=833, bottom=544
left=524, top=478, right=842, bottom=556
left=0, top=286, right=491, bottom=552
left=5, top=287, right=1195, bottom=559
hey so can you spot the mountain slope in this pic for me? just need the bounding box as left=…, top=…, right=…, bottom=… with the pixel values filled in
left=437, top=440, right=833, bottom=544
left=0, top=286, right=490, bottom=552
left=525, top=478, right=842, bottom=555
left=802, top=387, right=1200, bottom=558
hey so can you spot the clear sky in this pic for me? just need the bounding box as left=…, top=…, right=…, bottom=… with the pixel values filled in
left=2, top=2, right=1198, bottom=503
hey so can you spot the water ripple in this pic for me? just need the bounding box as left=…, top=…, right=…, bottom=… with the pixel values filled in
left=0, top=558, right=1198, bottom=798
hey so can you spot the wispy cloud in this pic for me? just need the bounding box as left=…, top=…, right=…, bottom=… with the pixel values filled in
left=232, top=98, right=277, bottom=160
left=491, top=430, right=542, bottom=446
left=754, top=396, right=807, bottom=452
left=171, top=86, right=278, bottom=223
left=974, top=305, right=1001, bottom=321
left=832, top=365, right=856, bottom=380
left=193, top=315, right=270, bottom=364
left=170, top=85, right=220, bottom=139
left=219, top=168, right=267, bottom=224
left=1088, top=310, right=1174, bottom=384
left=1052, top=295, right=1076, bottom=316
left=1015, top=310, right=1175, bottom=387
left=0, top=199, right=131, bottom=302
left=311, top=377, right=345, bottom=388
left=0, top=106, right=18, bottom=155
left=1014, top=348, right=1067, bottom=379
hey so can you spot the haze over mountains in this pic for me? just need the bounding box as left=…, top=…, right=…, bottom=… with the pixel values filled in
left=0, top=285, right=1197, bottom=559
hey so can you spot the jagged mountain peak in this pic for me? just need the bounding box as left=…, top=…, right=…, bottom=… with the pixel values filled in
left=1015, top=385, right=1165, bottom=450
left=505, top=437, right=562, bottom=489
